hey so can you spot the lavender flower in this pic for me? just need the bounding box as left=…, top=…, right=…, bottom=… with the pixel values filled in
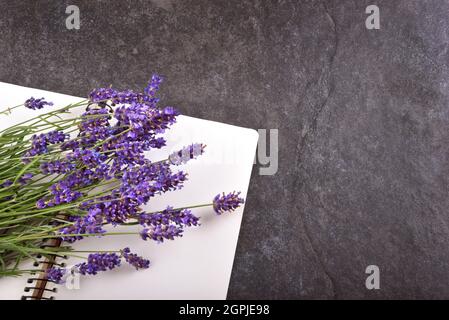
left=139, top=207, right=200, bottom=228
left=59, top=208, right=105, bottom=242
left=4, top=75, right=246, bottom=280
left=46, top=267, right=66, bottom=284
left=36, top=199, right=46, bottom=209
left=40, top=160, right=75, bottom=174
left=77, top=107, right=112, bottom=147
left=213, top=191, right=245, bottom=214
left=148, top=137, right=166, bottom=149
left=88, top=87, right=118, bottom=104
left=169, top=143, right=206, bottom=165
left=60, top=139, right=80, bottom=151
left=0, top=73, right=251, bottom=289
left=114, top=103, right=179, bottom=136
left=89, top=197, right=141, bottom=225
left=18, top=173, right=33, bottom=185
left=122, top=247, right=150, bottom=270
left=120, top=162, right=169, bottom=187
left=24, top=97, right=53, bottom=110
left=154, top=170, right=187, bottom=194
left=169, top=208, right=200, bottom=227
left=111, top=141, right=146, bottom=167
left=0, top=179, right=12, bottom=188
left=119, top=162, right=187, bottom=206
left=114, top=90, right=146, bottom=105
left=37, top=180, right=83, bottom=209
left=77, top=253, right=121, bottom=275
left=67, top=149, right=107, bottom=168
left=152, top=106, right=179, bottom=133
left=140, top=225, right=183, bottom=243
left=25, top=131, right=68, bottom=157
left=144, top=74, right=163, bottom=97
left=63, top=165, right=111, bottom=190
left=89, top=74, right=163, bottom=107
left=49, top=181, right=82, bottom=202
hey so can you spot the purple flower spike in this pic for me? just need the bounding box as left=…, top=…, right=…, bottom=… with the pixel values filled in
left=40, top=160, right=75, bottom=174
left=1, top=179, right=13, bottom=188
left=212, top=191, right=245, bottom=215
left=88, top=87, right=118, bottom=104
left=25, top=130, right=68, bottom=158
left=36, top=199, right=46, bottom=209
left=59, top=209, right=105, bottom=243
left=35, top=181, right=84, bottom=208
left=46, top=267, right=66, bottom=284
left=169, top=143, right=206, bottom=165
left=67, top=149, right=107, bottom=168
left=122, top=247, right=150, bottom=270
left=77, top=253, right=121, bottom=275
left=24, top=97, right=53, bottom=110
left=145, top=74, right=163, bottom=97
left=138, top=207, right=200, bottom=228
left=18, top=173, right=33, bottom=185
left=140, top=225, right=183, bottom=243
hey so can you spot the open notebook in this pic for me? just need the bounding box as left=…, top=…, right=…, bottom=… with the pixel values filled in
left=0, top=82, right=258, bottom=300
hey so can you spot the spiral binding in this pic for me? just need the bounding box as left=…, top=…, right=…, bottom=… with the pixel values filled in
left=21, top=238, right=66, bottom=300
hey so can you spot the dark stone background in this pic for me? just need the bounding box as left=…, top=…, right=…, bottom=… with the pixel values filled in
left=0, top=0, right=448, bottom=299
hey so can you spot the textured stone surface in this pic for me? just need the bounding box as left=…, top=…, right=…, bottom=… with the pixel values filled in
left=0, top=0, right=448, bottom=299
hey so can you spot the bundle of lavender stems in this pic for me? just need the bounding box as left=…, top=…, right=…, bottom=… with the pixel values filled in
left=0, top=75, right=244, bottom=284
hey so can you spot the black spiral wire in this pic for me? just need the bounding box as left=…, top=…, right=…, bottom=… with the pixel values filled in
left=21, top=240, right=67, bottom=300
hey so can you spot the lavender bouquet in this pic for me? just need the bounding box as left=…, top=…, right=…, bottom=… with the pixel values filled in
left=0, top=75, right=244, bottom=284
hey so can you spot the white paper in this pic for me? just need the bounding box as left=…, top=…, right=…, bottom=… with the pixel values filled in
left=0, top=82, right=258, bottom=300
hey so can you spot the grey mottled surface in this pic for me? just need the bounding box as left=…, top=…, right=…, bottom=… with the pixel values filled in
left=0, top=0, right=448, bottom=299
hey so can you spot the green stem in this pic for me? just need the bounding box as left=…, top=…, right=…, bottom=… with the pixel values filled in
left=0, top=104, right=24, bottom=116
left=11, top=232, right=139, bottom=242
